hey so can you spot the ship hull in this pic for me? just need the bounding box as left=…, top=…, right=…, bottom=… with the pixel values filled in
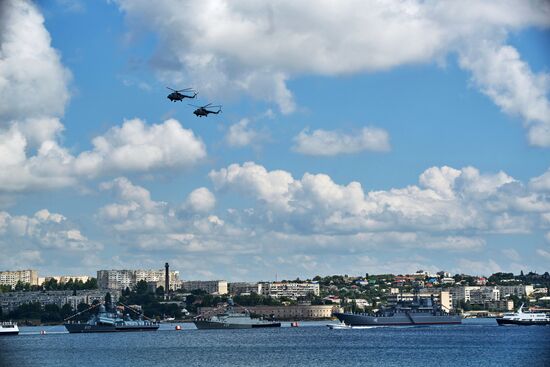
left=193, top=320, right=281, bottom=330
left=333, top=312, right=462, bottom=326
left=496, top=318, right=550, bottom=326
left=64, top=323, right=159, bottom=333
left=0, top=331, right=19, bottom=336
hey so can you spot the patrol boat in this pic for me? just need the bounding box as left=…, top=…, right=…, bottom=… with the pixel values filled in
left=496, top=304, right=550, bottom=326
left=194, top=299, right=281, bottom=329
left=0, top=321, right=19, bottom=336
left=333, top=296, right=461, bottom=326
left=64, top=303, right=159, bottom=333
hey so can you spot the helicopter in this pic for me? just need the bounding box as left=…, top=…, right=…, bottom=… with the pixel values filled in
left=166, top=87, right=197, bottom=102
left=189, top=103, right=222, bottom=117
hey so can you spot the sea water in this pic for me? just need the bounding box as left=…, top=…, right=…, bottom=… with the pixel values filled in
left=0, top=319, right=548, bottom=367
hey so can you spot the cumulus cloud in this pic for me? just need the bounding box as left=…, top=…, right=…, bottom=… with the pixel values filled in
left=114, top=0, right=550, bottom=143
left=74, top=118, right=206, bottom=177
left=185, top=187, right=216, bottom=213
left=0, top=209, right=100, bottom=252
left=530, top=168, right=550, bottom=191
left=0, top=1, right=70, bottom=126
left=0, top=118, right=206, bottom=193
left=209, top=162, right=548, bottom=242
left=293, top=127, right=390, bottom=156
left=459, top=41, right=550, bottom=146
left=0, top=3, right=206, bottom=197
left=226, top=118, right=263, bottom=148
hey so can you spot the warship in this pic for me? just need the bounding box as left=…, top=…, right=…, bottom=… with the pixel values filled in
left=194, top=299, right=281, bottom=329
left=333, top=296, right=461, bottom=326
left=64, top=303, right=159, bottom=333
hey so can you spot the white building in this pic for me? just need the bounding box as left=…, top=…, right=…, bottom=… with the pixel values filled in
left=0, top=270, right=39, bottom=287
left=259, top=282, right=320, bottom=299
left=97, top=269, right=180, bottom=290
left=181, top=280, right=228, bottom=295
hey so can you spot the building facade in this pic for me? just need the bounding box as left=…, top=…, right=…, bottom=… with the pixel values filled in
left=259, top=282, right=320, bottom=299
left=97, top=269, right=180, bottom=290
left=181, top=280, right=228, bottom=295
left=387, top=290, right=453, bottom=311
left=0, top=290, right=119, bottom=313
left=228, top=282, right=260, bottom=295
left=0, top=270, right=39, bottom=287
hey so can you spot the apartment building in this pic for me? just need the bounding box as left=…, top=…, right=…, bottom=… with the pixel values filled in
left=259, top=282, right=320, bottom=299
left=97, top=269, right=180, bottom=290
left=0, top=270, right=39, bottom=287
left=181, top=280, right=228, bottom=295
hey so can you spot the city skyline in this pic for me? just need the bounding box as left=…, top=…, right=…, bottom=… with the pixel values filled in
left=0, top=1, right=550, bottom=281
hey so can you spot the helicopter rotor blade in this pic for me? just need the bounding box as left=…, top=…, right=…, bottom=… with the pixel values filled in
left=188, top=104, right=201, bottom=108
left=166, top=87, right=177, bottom=91
left=177, top=88, right=194, bottom=92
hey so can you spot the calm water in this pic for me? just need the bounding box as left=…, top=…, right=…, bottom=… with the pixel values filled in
left=1, top=319, right=549, bottom=367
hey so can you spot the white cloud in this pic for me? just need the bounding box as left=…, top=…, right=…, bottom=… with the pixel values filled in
left=75, top=118, right=206, bottom=176
left=114, top=0, right=550, bottom=144
left=0, top=209, right=100, bottom=252
left=293, top=127, right=390, bottom=156
left=459, top=41, right=550, bottom=147
left=226, top=118, right=263, bottom=148
left=529, top=168, right=550, bottom=191
left=535, top=248, right=550, bottom=260
left=0, top=1, right=71, bottom=126
left=0, top=3, right=206, bottom=196
left=99, top=177, right=170, bottom=232
left=209, top=162, right=547, bottom=238
left=185, top=187, right=216, bottom=213
left=0, top=118, right=206, bottom=193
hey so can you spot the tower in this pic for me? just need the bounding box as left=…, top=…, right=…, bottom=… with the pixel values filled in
left=165, top=262, right=169, bottom=300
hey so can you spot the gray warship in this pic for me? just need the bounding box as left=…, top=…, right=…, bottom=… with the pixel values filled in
left=333, top=296, right=461, bottom=326
left=194, top=299, right=281, bottom=329
left=64, top=303, right=159, bottom=333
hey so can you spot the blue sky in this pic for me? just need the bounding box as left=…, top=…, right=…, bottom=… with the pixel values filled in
left=1, top=0, right=549, bottom=280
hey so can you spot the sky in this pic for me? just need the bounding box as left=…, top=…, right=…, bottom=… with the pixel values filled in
left=0, top=0, right=549, bottom=281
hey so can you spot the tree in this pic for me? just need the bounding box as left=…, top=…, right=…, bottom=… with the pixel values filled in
left=105, top=292, right=112, bottom=307
left=60, top=304, right=73, bottom=320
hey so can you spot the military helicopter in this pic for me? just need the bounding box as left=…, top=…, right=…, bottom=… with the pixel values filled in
left=166, top=87, right=197, bottom=102
left=189, top=103, right=222, bottom=117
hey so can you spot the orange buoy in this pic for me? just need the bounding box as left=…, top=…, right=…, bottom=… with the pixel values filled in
left=175, top=325, right=182, bottom=331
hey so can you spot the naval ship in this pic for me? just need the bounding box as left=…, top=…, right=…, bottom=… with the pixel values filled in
left=64, top=303, right=159, bottom=333
left=194, top=299, right=281, bottom=329
left=333, top=296, right=461, bottom=326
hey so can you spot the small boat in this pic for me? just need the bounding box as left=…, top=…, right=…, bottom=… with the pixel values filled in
left=496, top=304, right=550, bottom=326
left=327, top=322, right=352, bottom=329
left=0, top=321, right=19, bottom=336
left=64, top=303, right=159, bottom=333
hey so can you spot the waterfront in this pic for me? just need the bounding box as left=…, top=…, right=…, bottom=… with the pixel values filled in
left=0, top=319, right=549, bottom=367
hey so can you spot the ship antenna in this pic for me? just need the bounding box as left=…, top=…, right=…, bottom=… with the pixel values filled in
left=63, top=301, right=103, bottom=321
